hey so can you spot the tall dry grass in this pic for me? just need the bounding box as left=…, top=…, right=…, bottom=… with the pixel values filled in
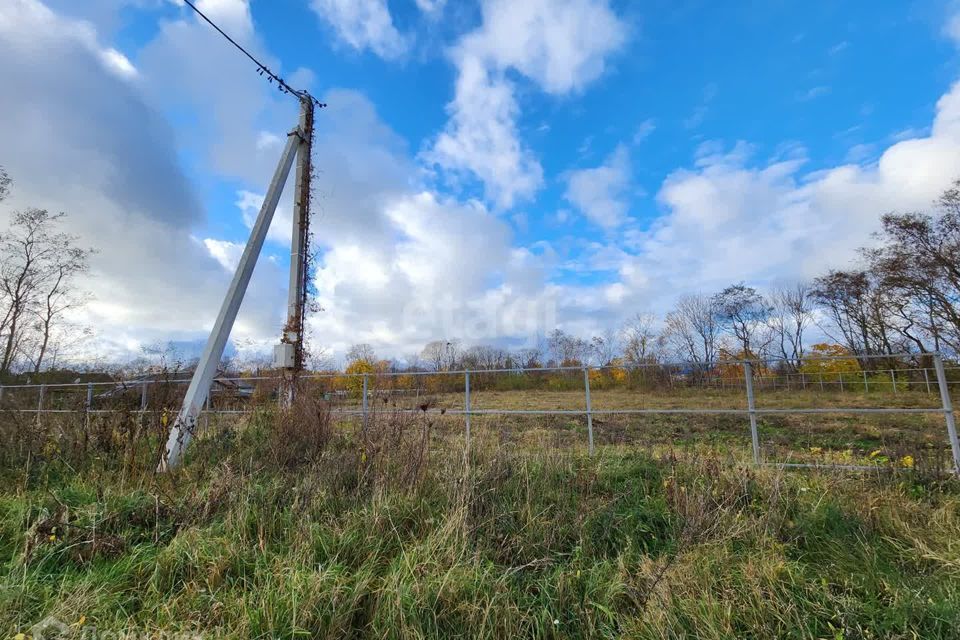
left=0, top=394, right=958, bottom=638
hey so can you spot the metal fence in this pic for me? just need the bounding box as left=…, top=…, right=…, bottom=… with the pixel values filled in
left=2, top=352, right=958, bottom=473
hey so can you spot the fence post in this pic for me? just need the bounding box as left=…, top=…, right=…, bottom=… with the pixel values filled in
left=362, top=374, right=368, bottom=429
left=924, top=368, right=932, bottom=394
left=819, top=372, right=823, bottom=391
left=464, top=371, right=471, bottom=452
left=743, top=362, right=760, bottom=464
left=85, top=382, right=94, bottom=438
left=839, top=372, right=844, bottom=393
left=863, top=370, right=868, bottom=393
left=890, top=370, right=897, bottom=394
left=141, top=381, right=149, bottom=410
left=583, top=367, right=594, bottom=456
left=933, top=354, right=960, bottom=475
left=37, top=384, right=45, bottom=427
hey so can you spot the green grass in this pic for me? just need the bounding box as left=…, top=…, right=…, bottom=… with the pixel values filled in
left=0, top=402, right=959, bottom=639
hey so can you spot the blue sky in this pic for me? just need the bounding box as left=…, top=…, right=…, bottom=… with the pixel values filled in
left=2, top=0, right=960, bottom=364
left=185, top=0, right=955, bottom=259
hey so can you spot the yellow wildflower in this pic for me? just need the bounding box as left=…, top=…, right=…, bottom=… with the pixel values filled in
left=809, top=447, right=822, bottom=454
left=72, top=616, right=86, bottom=628
left=869, top=449, right=882, bottom=459
left=14, top=633, right=26, bottom=640
left=48, top=534, right=56, bottom=542
left=901, top=455, right=915, bottom=469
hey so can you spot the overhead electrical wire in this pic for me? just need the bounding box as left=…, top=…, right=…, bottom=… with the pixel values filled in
left=179, top=0, right=326, bottom=108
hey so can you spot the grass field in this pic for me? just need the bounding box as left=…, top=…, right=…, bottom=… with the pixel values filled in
left=0, top=390, right=959, bottom=638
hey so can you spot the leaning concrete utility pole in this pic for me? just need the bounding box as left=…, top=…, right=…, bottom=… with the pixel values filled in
left=276, top=97, right=314, bottom=406
left=158, top=112, right=306, bottom=472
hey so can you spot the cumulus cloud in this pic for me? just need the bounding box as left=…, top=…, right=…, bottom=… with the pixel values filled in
left=203, top=238, right=245, bottom=271
left=0, top=0, right=550, bottom=364
left=309, top=0, right=408, bottom=59
left=426, top=57, right=544, bottom=209
left=0, top=0, right=290, bottom=360
left=424, top=0, right=626, bottom=209
left=7, top=0, right=960, bottom=365
left=297, top=91, right=552, bottom=357
left=598, top=79, right=960, bottom=314
left=564, top=145, right=632, bottom=228
left=137, top=0, right=301, bottom=186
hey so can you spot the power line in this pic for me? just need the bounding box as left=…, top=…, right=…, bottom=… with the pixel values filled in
left=179, top=0, right=326, bottom=108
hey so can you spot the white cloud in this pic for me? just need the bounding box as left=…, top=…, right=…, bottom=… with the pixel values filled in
left=600, top=79, right=960, bottom=311
left=8, top=0, right=960, bottom=365
left=203, top=238, right=244, bottom=271
left=100, top=47, right=138, bottom=77
left=235, top=189, right=293, bottom=245
left=460, top=0, right=627, bottom=95
left=632, top=119, right=656, bottom=144
left=424, top=0, right=627, bottom=209
left=415, top=0, right=445, bottom=15
left=137, top=0, right=300, bottom=186
left=844, top=143, right=876, bottom=164
left=564, top=144, right=632, bottom=228
left=2, top=0, right=549, bottom=364
left=193, top=0, right=253, bottom=37
left=309, top=0, right=408, bottom=59
left=828, top=41, right=849, bottom=55
left=426, top=57, right=544, bottom=209
left=309, top=190, right=530, bottom=357
left=255, top=131, right=283, bottom=151
left=0, top=0, right=294, bottom=361
left=945, top=8, right=960, bottom=45
left=798, top=85, right=831, bottom=101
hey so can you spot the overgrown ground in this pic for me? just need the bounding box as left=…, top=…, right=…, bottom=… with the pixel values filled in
left=0, top=394, right=959, bottom=639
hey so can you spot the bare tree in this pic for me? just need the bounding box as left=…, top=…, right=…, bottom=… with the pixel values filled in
left=31, top=247, right=91, bottom=373
left=462, top=345, right=510, bottom=370
left=346, top=343, right=377, bottom=364
left=663, top=294, right=719, bottom=369
left=515, top=338, right=546, bottom=369
left=768, top=283, right=813, bottom=370
left=621, top=312, right=663, bottom=365
left=421, top=341, right=445, bottom=371
left=590, top=328, right=620, bottom=366
left=420, top=339, right=460, bottom=371
left=0, top=209, right=94, bottom=375
left=547, top=329, right=589, bottom=366
left=712, top=283, right=771, bottom=357
left=0, top=166, right=10, bottom=203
